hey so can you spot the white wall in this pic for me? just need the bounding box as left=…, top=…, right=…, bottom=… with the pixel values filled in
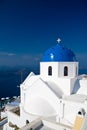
left=77, top=79, right=87, bottom=95
left=40, top=62, right=59, bottom=77
left=20, top=104, right=39, bottom=122
left=38, top=76, right=77, bottom=95
left=7, top=111, right=22, bottom=128
left=58, top=62, right=78, bottom=77
left=40, top=62, right=78, bottom=78
left=23, top=78, right=60, bottom=116
left=61, top=100, right=83, bottom=125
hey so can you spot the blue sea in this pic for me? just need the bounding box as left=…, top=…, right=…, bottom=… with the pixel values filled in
left=0, top=67, right=87, bottom=98
left=0, top=67, right=39, bottom=98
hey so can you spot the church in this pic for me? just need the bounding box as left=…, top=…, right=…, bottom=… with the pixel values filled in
left=3, top=40, right=87, bottom=130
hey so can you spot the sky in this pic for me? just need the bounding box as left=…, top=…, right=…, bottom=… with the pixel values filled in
left=0, top=0, right=87, bottom=68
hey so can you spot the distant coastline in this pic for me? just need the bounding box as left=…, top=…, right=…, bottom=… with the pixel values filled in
left=0, top=66, right=39, bottom=98
left=0, top=67, right=87, bottom=98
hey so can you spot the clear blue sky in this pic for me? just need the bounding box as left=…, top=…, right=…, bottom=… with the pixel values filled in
left=0, top=0, right=87, bottom=68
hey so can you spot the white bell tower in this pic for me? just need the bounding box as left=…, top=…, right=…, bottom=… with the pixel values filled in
left=40, top=42, right=78, bottom=95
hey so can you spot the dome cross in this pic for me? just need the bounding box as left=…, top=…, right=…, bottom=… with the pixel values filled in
left=57, top=38, right=61, bottom=43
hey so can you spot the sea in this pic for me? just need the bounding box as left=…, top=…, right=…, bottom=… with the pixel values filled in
left=0, top=67, right=87, bottom=98
left=0, top=67, right=39, bottom=98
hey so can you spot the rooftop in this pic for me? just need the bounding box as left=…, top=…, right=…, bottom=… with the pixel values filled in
left=42, top=44, right=76, bottom=62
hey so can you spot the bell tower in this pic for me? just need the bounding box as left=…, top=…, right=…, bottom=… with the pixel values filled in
left=40, top=41, right=78, bottom=95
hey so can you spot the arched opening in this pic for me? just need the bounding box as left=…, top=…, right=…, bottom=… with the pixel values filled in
left=64, top=66, right=68, bottom=76
left=48, top=66, right=52, bottom=76
left=26, top=120, right=29, bottom=124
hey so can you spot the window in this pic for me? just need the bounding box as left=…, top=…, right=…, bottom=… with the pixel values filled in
left=48, top=66, right=52, bottom=75
left=78, top=111, right=82, bottom=115
left=64, top=66, right=68, bottom=76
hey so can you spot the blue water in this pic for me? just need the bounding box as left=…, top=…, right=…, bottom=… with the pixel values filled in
left=0, top=68, right=87, bottom=98
left=79, top=69, right=87, bottom=75
left=0, top=67, right=39, bottom=98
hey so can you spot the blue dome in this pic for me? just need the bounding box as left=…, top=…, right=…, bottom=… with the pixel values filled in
left=42, top=44, right=76, bottom=62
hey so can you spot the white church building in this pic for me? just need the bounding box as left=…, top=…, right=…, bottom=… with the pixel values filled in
left=3, top=41, right=87, bottom=130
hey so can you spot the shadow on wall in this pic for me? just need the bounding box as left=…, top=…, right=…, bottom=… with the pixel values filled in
left=45, top=81, right=63, bottom=98
left=72, top=78, right=80, bottom=94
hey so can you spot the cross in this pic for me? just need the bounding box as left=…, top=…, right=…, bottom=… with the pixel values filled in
left=57, top=38, right=61, bottom=43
